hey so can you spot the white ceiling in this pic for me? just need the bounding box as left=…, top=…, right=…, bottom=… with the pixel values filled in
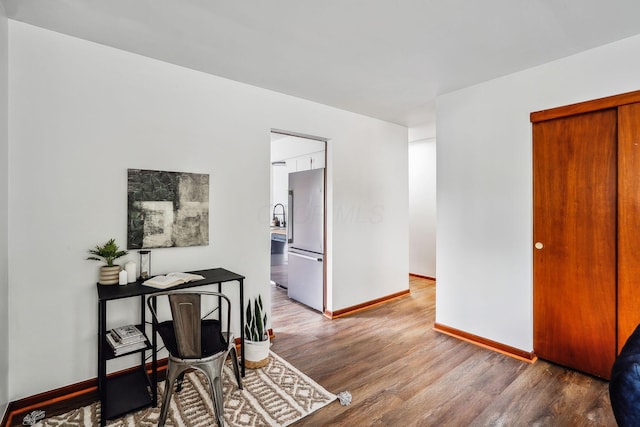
left=3, top=1, right=640, bottom=127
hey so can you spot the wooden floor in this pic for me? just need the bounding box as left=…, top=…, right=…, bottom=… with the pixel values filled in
left=270, top=276, right=617, bottom=426
left=270, top=263, right=288, bottom=289
left=5, top=276, right=616, bottom=426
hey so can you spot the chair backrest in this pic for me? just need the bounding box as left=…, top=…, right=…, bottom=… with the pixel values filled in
left=168, top=293, right=202, bottom=358
left=147, top=290, right=232, bottom=359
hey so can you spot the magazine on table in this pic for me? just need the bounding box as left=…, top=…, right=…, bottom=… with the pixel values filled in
left=142, top=272, right=206, bottom=289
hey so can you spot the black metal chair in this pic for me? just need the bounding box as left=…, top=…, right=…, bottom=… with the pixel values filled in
left=147, top=290, right=243, bottom=427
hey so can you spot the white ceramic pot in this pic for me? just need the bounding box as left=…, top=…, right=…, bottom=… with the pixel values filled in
left=245, top=339, right=271, bottom=368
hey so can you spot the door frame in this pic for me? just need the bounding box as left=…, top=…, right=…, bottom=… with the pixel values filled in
left=270, top=129, right=328, bottom=313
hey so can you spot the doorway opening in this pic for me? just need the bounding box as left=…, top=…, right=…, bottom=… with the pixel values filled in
left=270, top=131, right=326, bottom=312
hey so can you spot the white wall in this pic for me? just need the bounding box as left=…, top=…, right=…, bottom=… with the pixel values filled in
left=0, top=2, right=8, bottom=420
left=408, top=138, right=436, bottom=278
left=7, top=21, right=408, bottom=400
left=436, top=33, right=640, bottom=352
left=328, top=123, right=409, bottom=310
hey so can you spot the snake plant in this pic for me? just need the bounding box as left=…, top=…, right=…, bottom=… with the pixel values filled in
left=245, top=295, right=268, bottom=342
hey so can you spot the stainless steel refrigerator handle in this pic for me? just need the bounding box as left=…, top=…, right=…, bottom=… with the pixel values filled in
left=288, top=189, right=294, bottom=244
left=289, top=252, right=322, bottom=262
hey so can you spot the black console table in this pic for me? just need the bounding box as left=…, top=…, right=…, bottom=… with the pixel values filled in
left=96, top=268, right=245, bottom=426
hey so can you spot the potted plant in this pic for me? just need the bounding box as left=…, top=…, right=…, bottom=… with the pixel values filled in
left=87, top=238, right=128, bottom=285
left=244, top=295, right=270, bottom=368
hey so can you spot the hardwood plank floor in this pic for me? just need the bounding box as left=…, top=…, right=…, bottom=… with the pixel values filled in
left=270, top=276, right=617, bottom=426
left=6, top=276, right=616, bottom=426
left=270, top=263, right=288, bottom=289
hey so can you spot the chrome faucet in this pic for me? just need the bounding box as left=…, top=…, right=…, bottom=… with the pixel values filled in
left=273, top=203, right=286, bottom=227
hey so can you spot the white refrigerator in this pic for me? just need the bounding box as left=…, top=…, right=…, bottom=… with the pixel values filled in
left=287, top=168, right=324, bottom=311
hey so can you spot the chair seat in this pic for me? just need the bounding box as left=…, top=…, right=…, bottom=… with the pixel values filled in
left=157, top=319, right=227, bottom=358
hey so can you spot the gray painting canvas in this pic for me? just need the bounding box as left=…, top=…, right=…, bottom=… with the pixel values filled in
left=127, top=169, right=209, bottom=249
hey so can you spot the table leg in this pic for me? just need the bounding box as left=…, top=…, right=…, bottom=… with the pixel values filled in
left=239, top=278, right=245, bottom=377
left=151, top=296, right=158, bottom=406
left=219, top=280, right=245, bottom=376
left=98, top=300, right=107, bottom=427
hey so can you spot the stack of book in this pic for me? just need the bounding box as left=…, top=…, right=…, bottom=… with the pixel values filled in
left=106, top=325, right=147, bottom=356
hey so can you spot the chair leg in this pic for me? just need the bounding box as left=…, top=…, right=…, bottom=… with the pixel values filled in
left=212, top=374, right=224, bottom=427
left=199, top=362, right=225, bottom=427
left=229, top=346, right=243, bottom=390
left=159, top=364, right=182, bottom=427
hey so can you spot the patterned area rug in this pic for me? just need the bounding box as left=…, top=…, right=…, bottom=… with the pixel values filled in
left=34, top=352, right=336, bottom=426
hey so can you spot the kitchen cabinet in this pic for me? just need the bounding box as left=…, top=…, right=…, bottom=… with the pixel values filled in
left=286, top=151, right=325, bottom=172
left=271, top=229, right=287, bottom=254
left=309, top=151, right=325, bottom=170
left=531, top=90, right=640, bottom=379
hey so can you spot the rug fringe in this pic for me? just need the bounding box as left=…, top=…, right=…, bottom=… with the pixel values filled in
left=336, top=391, right=352, bottom=406
left=22, top=410, right=45, bottom=425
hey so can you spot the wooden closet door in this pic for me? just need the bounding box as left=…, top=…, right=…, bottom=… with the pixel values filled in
left=533, top=109, right=617, bottom=379
left=618, top=102, right=640, bottom=352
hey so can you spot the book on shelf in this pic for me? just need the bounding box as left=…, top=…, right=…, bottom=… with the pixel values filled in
left=141, top=272, right=205, bottom=289
left=106, top=332, right=147, bottom=355
left=111, top=324, right=145, bottom=344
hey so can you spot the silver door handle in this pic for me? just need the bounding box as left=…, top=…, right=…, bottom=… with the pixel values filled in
left=289, top=252, right=322, bottom=262
left=535, top=242, right=544, bottom=250
left=288, top=190, right=294, bottom=244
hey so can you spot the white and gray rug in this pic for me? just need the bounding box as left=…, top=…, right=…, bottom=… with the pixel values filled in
left=34, top=351, right=337, bottom=426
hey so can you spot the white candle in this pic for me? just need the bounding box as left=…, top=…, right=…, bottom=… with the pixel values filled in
left=125, top=262, right=137, bottom=283
left=119, top=269, right=128, bottom=285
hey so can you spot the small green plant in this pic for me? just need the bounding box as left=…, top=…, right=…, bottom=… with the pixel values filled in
left=245, top=295, right=268, bottom=342
left=86, top=238, right=128, bottom=266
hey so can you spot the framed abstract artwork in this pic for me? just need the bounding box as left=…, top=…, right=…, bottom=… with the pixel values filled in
left=127, top=169, right=209, bottom=249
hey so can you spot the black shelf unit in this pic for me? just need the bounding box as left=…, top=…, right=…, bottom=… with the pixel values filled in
left=102, top=368, right=152, bottom=420
left=97, top=291, right=153, bottom=426
left=96, top=268, right=245, bottom=426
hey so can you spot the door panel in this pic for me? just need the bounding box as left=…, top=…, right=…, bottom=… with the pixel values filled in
left=533, top=109, right=617, bottom=379
left=618, top=102, right=640, bottom=352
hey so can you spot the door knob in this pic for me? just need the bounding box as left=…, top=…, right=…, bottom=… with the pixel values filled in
left=535, top=242, right=544, bottom=250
